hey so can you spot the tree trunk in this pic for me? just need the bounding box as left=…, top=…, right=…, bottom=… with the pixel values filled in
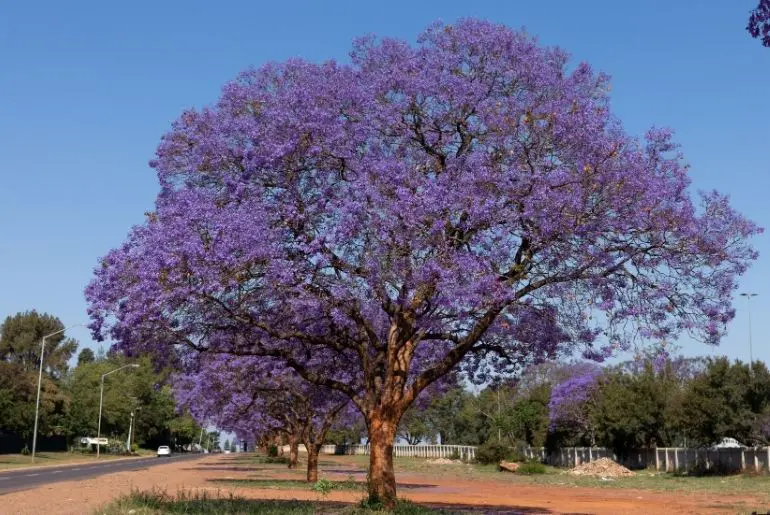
left=367, top=412, right=399, bottom=508
left=288, top=435, right=299, bottom=469
left=306, top=443, right=321, bottom=482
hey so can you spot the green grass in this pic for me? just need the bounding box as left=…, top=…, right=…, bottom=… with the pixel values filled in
left=226, top=454, right=337, bottom=467
left=96, top=489, right=458, bottom=514
left=342, top=455, right=770, bottom=499
left=0, top=451, right=140, bottom=470
left=210, top=477, right=363, bottom=492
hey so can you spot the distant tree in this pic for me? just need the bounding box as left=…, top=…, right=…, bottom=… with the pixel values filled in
left=223, top=439, right=231, bottom=452
left=508, top=383, right=550, bottom=447
left=678, top=358, right=770, bottom=446
left=397, top=407, right=432, bottom=445
left=324, top=420, right=367, bottom=446
left=207, top=431, right=221, bottom=450
left=65, top=355, right=197, bottom=448
left=748, top=0, right=770, bottom=47
left=422, top=387, right=478, bottom=445
left=547, top=364, right=603, bottom=447
left=589, top=360, right=684, bottom=457
left=0, top=361, right=68, bottom=446
left=0, top=311, right=77, bottom=378
left=77, top=348, right=96, bottom=366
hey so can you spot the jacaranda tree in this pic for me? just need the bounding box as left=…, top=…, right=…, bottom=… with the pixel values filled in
left=748, top=0, right=770, bottom=47
left=86, top=19, right=759, bottom=505
left=174, top=353, right=354, bottom=481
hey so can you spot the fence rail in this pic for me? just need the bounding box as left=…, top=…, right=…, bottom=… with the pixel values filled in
left=319, top=444, right=476, bottom=461
left=300, top=443, right=770, bottom=472
left=523, top=446, right=770, bottom=473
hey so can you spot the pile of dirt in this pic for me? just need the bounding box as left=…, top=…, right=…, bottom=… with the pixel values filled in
left=427, top=457, right=461, bottom=465
left=569, top=457, right=635, bottom=478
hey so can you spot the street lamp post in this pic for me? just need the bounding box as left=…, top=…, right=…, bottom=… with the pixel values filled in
left=97, top=364, right=140, bottom=458
left=740, top=292, right=758, bottom=374
left=31, top=323, right=84, bottom=463
left=127, top=412, right=134, bottom=453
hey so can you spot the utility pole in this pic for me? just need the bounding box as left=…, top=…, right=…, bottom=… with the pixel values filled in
left=126, top=412, right=134, bottom=453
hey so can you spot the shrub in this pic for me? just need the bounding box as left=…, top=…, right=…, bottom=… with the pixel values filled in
left=268, top=445, right=279, bottom=457
left=312, top=478, right=335, bottom=498
left=675, top=459, right=742, bottom=477
left=516, top=460, right=547, bottom=474
left=450, top=449, right=461, bottom=461
left=475, top=440, right=514, bottom=465
left=262, top=455, right=289, bottom=464
left=20, top=445, right=30, bottom=456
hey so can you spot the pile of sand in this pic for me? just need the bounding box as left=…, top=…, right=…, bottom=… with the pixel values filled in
left=569, top=457, right=635, bottom=477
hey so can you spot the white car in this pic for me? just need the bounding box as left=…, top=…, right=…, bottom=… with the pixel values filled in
left=157, top=445, right=171, bottom=457
left=713, top=437, right=744, bottom=448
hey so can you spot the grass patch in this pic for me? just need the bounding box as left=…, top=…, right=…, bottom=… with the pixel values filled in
left=97, top=489, right=457, bottom=514
left=210, top=476, right=362, bottom=492
left=228, top=454, right=337, bottom=466
left=340, top=455, right=770, bottom=499
left=515, top=461, right=547, bottom=474
left=98, top=489, right=318, bottom=514
left=0, top=451, right=135, bottom=470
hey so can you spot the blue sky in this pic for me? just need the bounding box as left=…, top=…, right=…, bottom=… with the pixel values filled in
left=1, top=0, right=768, bottom=368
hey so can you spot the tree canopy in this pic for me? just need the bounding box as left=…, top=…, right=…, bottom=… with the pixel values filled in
left=748, top=0, right=770, bottom=47
left=0, top=311, right=78, bottom=378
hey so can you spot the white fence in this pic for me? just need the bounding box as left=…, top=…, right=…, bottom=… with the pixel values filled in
left=524, top=446, right=770, bottom=473
left=320, top=444, right=476, bottom=461
left=293, top=443, right=770, bottom=472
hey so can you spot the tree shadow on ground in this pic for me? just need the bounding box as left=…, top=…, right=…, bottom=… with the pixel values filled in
left=182, top=466, right=273, bottom=472
left=208, top=478, right=439, bottom=490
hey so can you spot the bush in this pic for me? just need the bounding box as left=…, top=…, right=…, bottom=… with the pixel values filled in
left=312, top=478, right=335, bottom=498
left=20, top=445, right=30, bottom=456
left=450, top=449, right=461, bottom=461
left=268, top=445, right=279, bottom=457
left=516, top=460, right=547, bottom=474
left=675, top=459, right=742, bottom=477
left=475, top=440, right=515, bottom=465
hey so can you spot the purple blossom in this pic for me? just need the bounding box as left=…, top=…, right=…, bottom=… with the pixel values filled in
left=748, top=0, right=770, bottom=47
left=548, top=364, right=603, bottom=430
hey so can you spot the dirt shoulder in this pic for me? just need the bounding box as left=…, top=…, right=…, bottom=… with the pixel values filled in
left=1, top=454, right=767, bottom=514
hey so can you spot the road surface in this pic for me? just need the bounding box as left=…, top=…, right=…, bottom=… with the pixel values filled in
left=0, top=453, right=203, bottom=494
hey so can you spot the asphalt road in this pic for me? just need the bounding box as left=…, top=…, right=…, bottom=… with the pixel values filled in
left=0, top=453, right=204, bottom=494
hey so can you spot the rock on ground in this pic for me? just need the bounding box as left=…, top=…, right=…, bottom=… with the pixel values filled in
left=499, top=460, right=519, bottom=472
